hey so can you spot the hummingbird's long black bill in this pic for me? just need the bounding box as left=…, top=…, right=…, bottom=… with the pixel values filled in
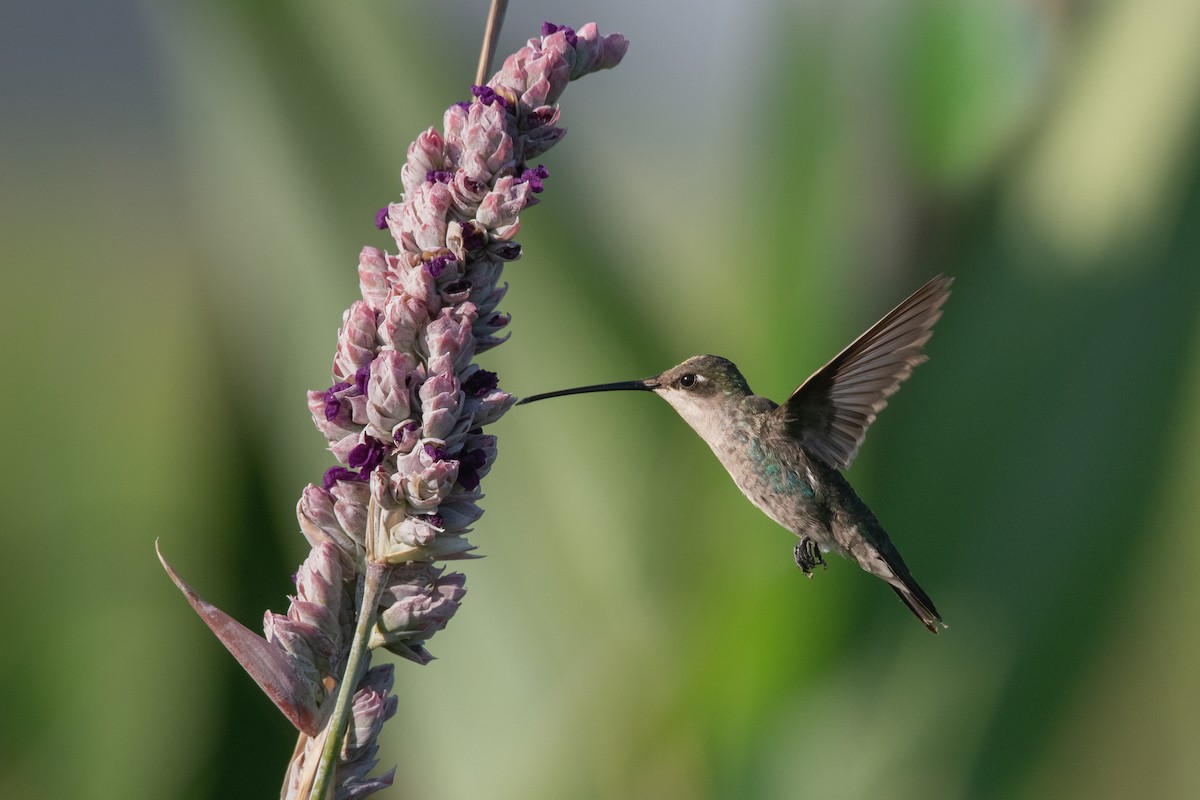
left=517, top=379, right=656, bottom=405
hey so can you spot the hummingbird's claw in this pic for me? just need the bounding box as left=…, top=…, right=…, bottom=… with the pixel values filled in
left=794, top=537, right=826, bottom=577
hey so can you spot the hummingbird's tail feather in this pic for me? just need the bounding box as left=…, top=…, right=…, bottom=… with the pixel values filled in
left=887, top=577, right=944, bottom=634
left=831, top=503, right=946, bottom=634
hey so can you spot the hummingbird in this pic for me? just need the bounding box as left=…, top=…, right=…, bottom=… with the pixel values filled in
left=518, top=275, right=952, bottom=633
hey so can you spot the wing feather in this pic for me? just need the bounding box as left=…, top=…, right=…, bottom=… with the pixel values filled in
left=773, top=275, right=953, bottom=469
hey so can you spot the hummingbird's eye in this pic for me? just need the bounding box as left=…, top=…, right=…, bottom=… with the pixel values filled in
left=679, top=373, right=697, bottom=388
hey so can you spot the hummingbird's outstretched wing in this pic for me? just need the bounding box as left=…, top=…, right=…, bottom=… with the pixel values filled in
left=773, top=275, right=953, bottom=470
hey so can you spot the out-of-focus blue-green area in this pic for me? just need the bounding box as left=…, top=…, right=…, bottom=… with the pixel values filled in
left=4, top=0, right=1200, bottom=797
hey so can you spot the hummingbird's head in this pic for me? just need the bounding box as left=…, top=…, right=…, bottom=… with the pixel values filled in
left=517, top=355, right=752, bottom=440
left=645, top=355, right=751, bottom=434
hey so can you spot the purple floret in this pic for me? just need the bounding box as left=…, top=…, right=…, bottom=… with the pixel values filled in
left=541, top=22, right=578, bottom=48
left=462, top=369, right=499, bottom=397
left=470, top=84, right=509, bottom=108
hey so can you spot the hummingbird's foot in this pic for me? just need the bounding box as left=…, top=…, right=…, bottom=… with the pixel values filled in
left=794, top=537, right=827, bottom=578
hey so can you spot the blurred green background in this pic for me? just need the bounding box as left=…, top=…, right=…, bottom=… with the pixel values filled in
left=4, top=0, right=1200, bottom=798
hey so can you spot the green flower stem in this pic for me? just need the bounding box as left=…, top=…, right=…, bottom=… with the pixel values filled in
left=309, top=559, right=389, bottom=800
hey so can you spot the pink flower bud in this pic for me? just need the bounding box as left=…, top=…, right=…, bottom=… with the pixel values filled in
left=467, top=103, right=515, bottom=177
left=289, top=544, right=343, bottom=641
left=423, top=305, right=478, bottom=377
left=400, top=128, right=447, bottom=196
left=307, top=387, right=360, bottom=445
left=449, top=172, right=490, bottom=218
left=395, top=183, right=452, bottom=254
left=439, top=280, right=472, bottom=307
left=365, top=351, right=417, bottom=441
left=263, top=613, right=323, bottom=690
left=333, top=302, right=377, bottom=381
left=343, top=665, right=397, bottom=760
left=417, top=372, right=463, bottom=440
left=379, top=261, right=442, bottom=348
left=476, top=176, right=532, bottom=231
left=328, top=432, right=363, bottom=467
left=392, top=419, right=420, bottom=454
left=400, top=460, right=459, bottom=511
left=442, top=102, right=469, bottom=152
left=358, top=247, right=389, bottom=310
left=522, top=125, right=568, bottom=160
left=372, top=564, right=467, bottom=661
left=391, top=514, right=440, bottom=547
left=521, top=104, right=561, bottom=138
left=571, top=22, right=630, bottom=78
left=330, top=479, right=369, bottom=544
left=400, top=254, right=441, bottom=299
left=418, top=370, right=461, bottom=405
left=420, top=407, right=456, bottom=441
left=444, top=221, right=468, bottom=260
left=467, top=387, right=515, bottom=428
left=499, top=37, right=569, bottom=106
left=297, top=485, right=362, bottom=573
